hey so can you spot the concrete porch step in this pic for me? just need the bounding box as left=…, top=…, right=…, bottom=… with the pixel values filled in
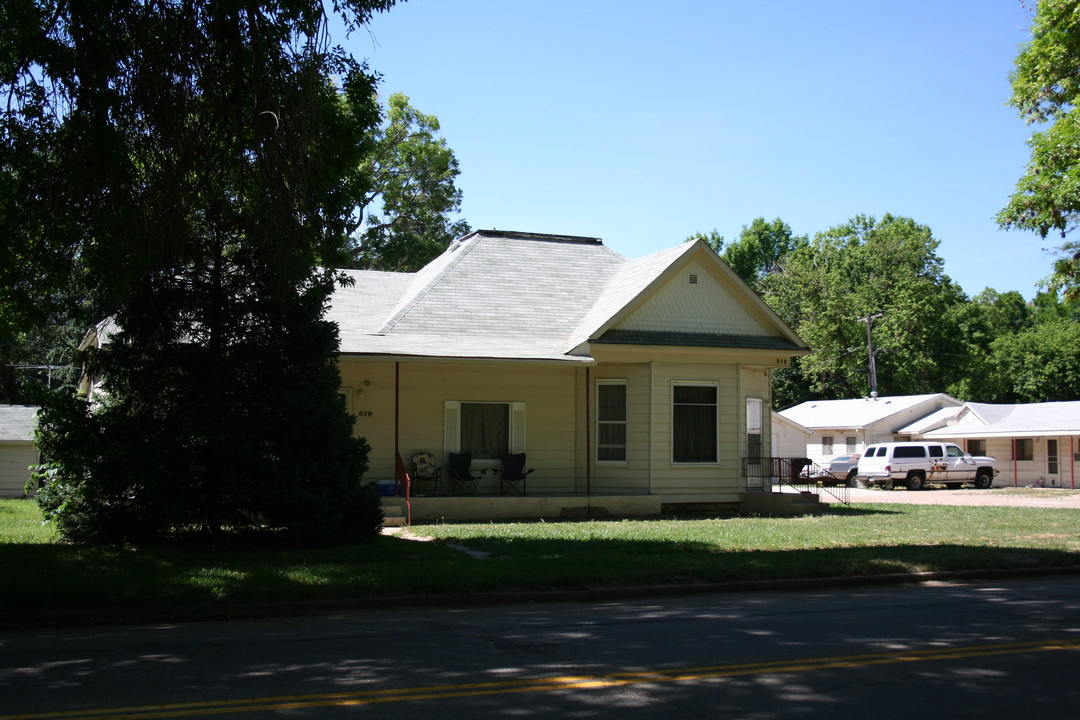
left=739, top=491, right=829, bottom=516
left=381, top=499, right=406, bottom=527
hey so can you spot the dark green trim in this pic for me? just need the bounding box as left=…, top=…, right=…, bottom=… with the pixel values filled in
left=593, top=329, right=807, bottom=352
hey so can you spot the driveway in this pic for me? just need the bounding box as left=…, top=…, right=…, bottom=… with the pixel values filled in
left=844, top=486, right=1080, bottom=509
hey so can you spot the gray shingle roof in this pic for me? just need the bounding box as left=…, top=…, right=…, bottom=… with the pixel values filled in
left=328, top=230, right=804, bottom=362
left=0, top=405, right=37, bottom=442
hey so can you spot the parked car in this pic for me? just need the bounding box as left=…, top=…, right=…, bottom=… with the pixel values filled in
left=855, top=442, right=997, bottom=490
left=823, top=454, right=861, bottom=486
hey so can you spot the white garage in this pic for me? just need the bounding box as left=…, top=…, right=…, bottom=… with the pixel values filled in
left=0, top=405, right=38, bottom=498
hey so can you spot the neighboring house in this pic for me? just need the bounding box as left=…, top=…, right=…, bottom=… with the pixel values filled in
left=903, top=401, right=1080, bottom=488
left=777, top=394, right=963, bottom=467
left=771, top=411, right=812, bottom=460
left=0, top=405, right=38, bottom=498
left=328, top=230, right=809, bottom=519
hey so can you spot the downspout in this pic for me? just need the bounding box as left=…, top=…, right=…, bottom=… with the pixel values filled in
left=585, top=366, right=592, bottom=500
left=396, top=361, right=411, bottom=526
left=1072, top=436, right=1076, bottom=490
left=649, top=361, right=654, bottom=494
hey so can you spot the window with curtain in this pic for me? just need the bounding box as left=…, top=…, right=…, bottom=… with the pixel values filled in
left=597, top=381, right=627, bottom=462
left=1014, top=438, right=1033, bottom=462
left=673, top=384, right=717, bottom=463
left=460, top=403, right=510, bottom=459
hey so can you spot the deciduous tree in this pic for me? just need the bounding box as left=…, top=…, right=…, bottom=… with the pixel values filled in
left=350, top=92, right=469, bottom=271
left=998, top=0, right=1080, bottom=300
left=763, top=215, right=967, bottom=407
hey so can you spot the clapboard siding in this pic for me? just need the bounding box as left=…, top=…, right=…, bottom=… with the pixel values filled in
left=0, top=443, right=37, bottom=497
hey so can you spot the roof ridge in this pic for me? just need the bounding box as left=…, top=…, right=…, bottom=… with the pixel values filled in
left=378, top=238, right=479, bottom=334
left=465, top=229, right=604, bottom=244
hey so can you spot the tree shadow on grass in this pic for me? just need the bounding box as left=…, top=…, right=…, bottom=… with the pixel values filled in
left=3, top=517, right=1079, bottom=629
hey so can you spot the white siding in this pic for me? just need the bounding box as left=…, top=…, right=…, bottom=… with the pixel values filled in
left=615, top=260, right=767, bottom=336
left=0, top=443, right=37, bottom=498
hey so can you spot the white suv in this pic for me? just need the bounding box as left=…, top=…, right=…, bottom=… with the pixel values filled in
left=855, top=442, right=997, bottom=490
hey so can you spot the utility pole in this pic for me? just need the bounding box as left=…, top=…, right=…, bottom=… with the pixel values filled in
left=856, top=312, right=884, bottom=399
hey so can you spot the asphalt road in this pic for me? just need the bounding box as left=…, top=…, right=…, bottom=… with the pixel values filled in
left=2, top=575, right=1079, bottom=719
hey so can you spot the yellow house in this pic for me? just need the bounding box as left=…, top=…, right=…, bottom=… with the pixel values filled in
left=329, top=230, right=809, bottom=521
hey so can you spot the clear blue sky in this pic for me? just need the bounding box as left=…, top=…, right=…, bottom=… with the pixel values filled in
left=346, top=0, right=1047, bottom=299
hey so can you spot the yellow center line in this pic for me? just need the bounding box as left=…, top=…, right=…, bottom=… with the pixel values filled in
left=5, top=637, right=1079, bottom=720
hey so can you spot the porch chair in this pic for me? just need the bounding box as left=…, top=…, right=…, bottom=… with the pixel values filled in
left=448, top=452, right=482, bottom=496
left=410, top=452, right=442, bottom=496
left=500, top=453, right=534, bottom=496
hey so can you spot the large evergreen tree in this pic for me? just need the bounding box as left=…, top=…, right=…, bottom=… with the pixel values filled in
left=3, top=0, right=395, bottom=543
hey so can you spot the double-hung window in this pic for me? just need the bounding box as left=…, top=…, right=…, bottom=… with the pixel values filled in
left=672, top=383, right=718, bottom=463
left=597, top=381, right=627, bottom=463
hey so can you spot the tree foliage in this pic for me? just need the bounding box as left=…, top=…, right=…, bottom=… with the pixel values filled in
left=349, top=92, right=469, bottom=271
left=985, top=319, right=1080, bottom=402
left=4, top=0, right=395, bottom=543
left=761, top=215, right=967, bottom=407
left=998, top=0, right=1080, bottom=299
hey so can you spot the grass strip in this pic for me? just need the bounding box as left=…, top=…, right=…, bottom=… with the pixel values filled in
left=1, top=499, right=1078, bottom=626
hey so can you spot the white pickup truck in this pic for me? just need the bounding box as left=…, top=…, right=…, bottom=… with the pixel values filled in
left=855, top=442, right=997, bottom=490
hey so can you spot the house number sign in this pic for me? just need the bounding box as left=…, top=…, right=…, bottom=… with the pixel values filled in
left=356, top=410, right=374, bottom=417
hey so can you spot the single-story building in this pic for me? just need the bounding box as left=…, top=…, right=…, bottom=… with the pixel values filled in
left=771, top=411, right=812, bottom=459
left=328, top=230, right=810, bottom=520
left=776, top=394, right=963, bottom=467
left=903, top=401, right=1080, bottom=488
left=0, top=404, right=38, bottom=498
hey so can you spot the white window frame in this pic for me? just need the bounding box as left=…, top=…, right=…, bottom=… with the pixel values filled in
left=671, top=381, right=719, bottom=465
left=444, top=401, right=525, bottom=467
left=822, top=435, right=834, bottom=456
left=746, top=397, right=763, bottom=458
left=596, top=380, right=628, bottom=464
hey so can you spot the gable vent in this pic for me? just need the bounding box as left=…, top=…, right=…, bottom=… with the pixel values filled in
left=688, top=273, right=698, bottom=285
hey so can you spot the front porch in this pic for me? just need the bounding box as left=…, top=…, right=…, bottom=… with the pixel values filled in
left=374, top=455, right=843, bottom=526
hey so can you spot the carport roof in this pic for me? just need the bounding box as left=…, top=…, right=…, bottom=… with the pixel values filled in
left=920, top=401, right=1080, bottom=438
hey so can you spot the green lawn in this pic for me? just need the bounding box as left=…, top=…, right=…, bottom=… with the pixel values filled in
left=2, top=498, right=1079, bottom=627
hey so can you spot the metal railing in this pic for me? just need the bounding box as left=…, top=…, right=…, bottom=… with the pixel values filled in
left=742, top=457, right=850, bottom=505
